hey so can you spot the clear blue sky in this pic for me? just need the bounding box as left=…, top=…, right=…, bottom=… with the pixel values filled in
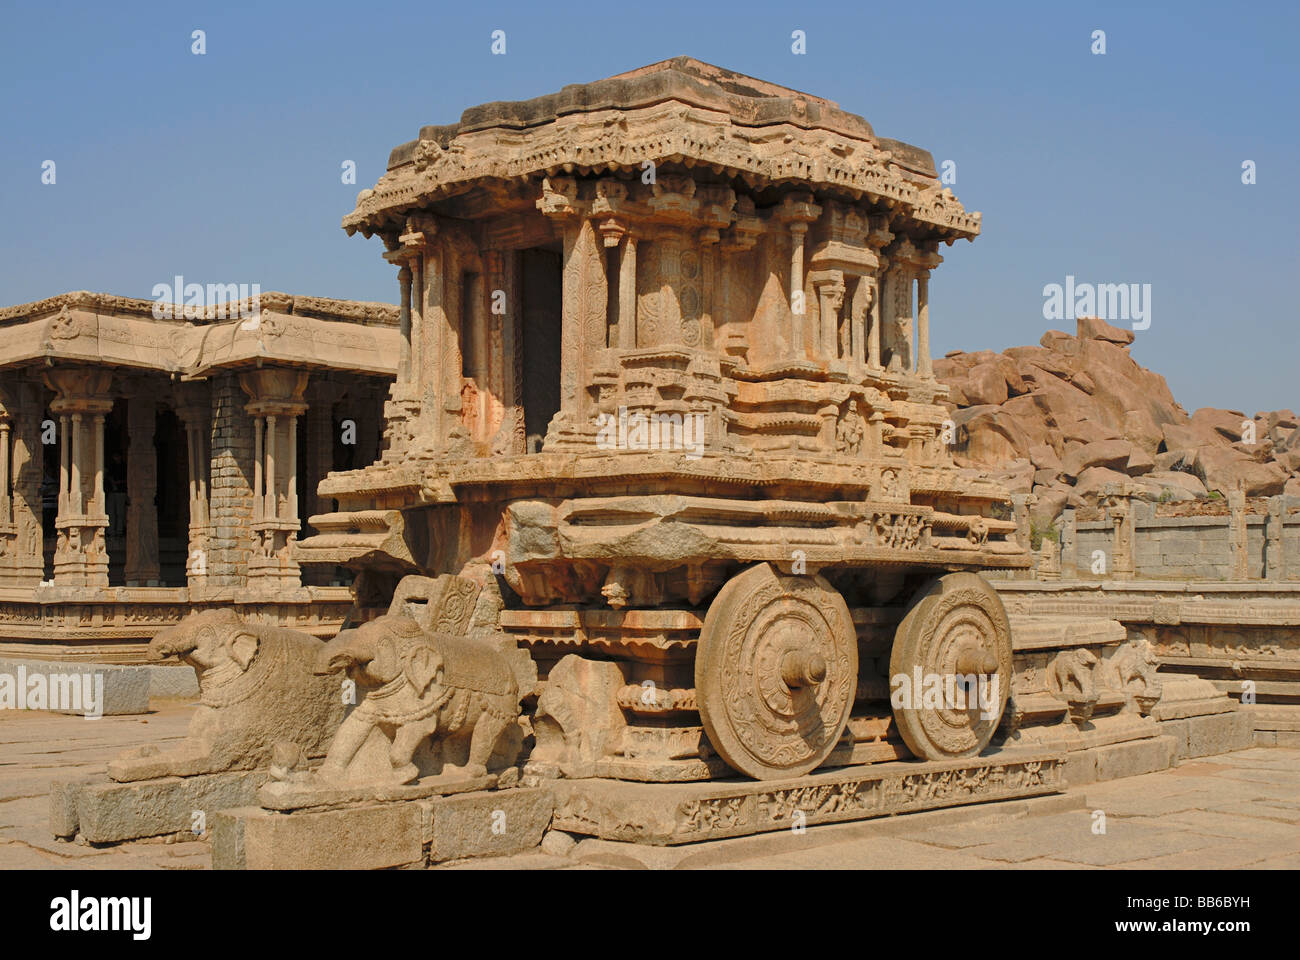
left=2, top=0, right=1296, bottom=414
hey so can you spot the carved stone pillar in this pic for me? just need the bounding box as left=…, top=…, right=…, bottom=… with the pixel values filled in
left=543, top=198, right=605, bottom=443
left=1266, top=495, right=1284, bottom=580
left=789, top=223, right=808, bottom=356
left=487, top=250, right=525, bottom=456
left=1229, top=484, right=1248, bottom=580
left=397, top=264, right=413, bottom=382
left=175, top=383, right=211, bottom=593
left=916, top=270, right=932, bottom=379
left=777, top=193, right=821, bottom=361
left=868, top=267, right=883, bottom=371
left=619, top=235, right=638, bottom=349
left=124, top=392, right=160, bottom=586
left=1107, top=494, right=1136, bottom=581
left=43, top=368, right=113, bottom=589
left=240, top=369, right=310, bottom=596
left=812, top=274, right=846, bottom=361
left=1061, top=507, right=1078, bottom=579
left=380, top=217, right=435, bottom=460
left=883, top=261, right=915, bottom=373
left=0, top=385, right=37, bottom=586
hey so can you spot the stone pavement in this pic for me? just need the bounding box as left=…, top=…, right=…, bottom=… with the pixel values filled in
left=2, top=703, right=1296, bottom=870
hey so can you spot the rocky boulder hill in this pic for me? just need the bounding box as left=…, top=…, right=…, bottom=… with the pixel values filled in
left=937, top=316, right=1299, bottom=527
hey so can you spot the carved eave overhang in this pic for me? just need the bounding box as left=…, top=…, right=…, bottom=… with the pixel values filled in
left=0, top=291, right=400, bottom=379
left=185, top=312, right=400, bottom=378
left=343, top=57, right=982, bottom=242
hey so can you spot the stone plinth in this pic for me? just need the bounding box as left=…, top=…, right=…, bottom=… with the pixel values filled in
left=211, top=786, right=555, bottom=869
left=550, top=751, right=1065, bottom=846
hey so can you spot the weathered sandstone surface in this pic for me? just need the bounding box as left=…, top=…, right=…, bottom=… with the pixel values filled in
left=939, top=316, right=1297, bottom=524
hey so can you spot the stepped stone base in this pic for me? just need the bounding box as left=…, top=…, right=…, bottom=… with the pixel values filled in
left=210, top=786, right=555, bottom=869
left=51, top=769, right=267, bottom=843
left=1062, top=735, right=1178, bottom=785
left=0, top=657, right=150, bottom=715
left=1160, top=711, right=1254, bottom=760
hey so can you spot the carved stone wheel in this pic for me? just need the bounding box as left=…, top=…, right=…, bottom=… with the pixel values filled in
left=888, top=571, right=1012, bottom=761
left=695, top=563, right=857, bottom=780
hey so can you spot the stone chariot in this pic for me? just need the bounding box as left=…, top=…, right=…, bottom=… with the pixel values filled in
left=296, top=58, right=1032, bottom=783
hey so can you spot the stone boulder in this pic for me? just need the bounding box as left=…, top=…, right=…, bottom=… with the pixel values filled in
left=1030, top=486, right=1070, bottom=526
left=1191, top=408, right=1250, bottom=443
left=1070, top=466, right=1132, bottom=506
left=1125, top=446, right=1155, bottom=476
left=1192, top=447, right=1288, bottom=497
left=963, top=362, right=1009, bottom=406
left=1062, top=439, right=1133, bottom=479
left=935, top=320, right=1293, bottom=510
left=1077, top=315, right=1135, bottom=346
left=1144, top=470, right=1208, bottom=498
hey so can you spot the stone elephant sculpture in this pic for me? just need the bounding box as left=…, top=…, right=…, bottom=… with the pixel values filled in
left=313, top=613, right=521, bottom=786
left=108, top=610, right=345, bottom=782
left=1050, top=648, right=1099, bottom=724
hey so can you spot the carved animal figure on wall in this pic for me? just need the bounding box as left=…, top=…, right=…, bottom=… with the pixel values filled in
left=1050, top=648, right=1099, bottom=724
left=1112, top=636, right=1163, bottom=715
left=108, top=610, right=345, bottom=782
left=313, top=613, right=521, bottom=785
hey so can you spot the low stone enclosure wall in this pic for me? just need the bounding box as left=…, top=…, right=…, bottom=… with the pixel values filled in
left=0, top=586, right=355, bottom=707
left=995, top=580, right=1300, bottom=746
left=1014, top=491, right=1300, bottom=582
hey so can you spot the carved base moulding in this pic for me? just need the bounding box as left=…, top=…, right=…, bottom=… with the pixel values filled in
left=551, top=750, right=1066, bottom=845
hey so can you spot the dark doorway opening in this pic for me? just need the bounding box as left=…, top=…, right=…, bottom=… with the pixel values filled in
left=155, top=408, right=188, bottom=587
left=520, top=247, right=563, bottom=453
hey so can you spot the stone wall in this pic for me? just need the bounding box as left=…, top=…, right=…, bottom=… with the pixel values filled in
left=207, top=373, right=255, bottom=588
left=1045, top=496, right=1300, bottom=582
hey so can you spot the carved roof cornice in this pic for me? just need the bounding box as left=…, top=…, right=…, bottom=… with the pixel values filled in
left=344, top=58, right=981, bottom=241
left=0, top=291, right=401, bottom=379
left=0, top=290, right=399, bottom=328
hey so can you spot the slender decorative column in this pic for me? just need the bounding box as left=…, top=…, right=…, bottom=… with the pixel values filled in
left=852, top=278, right=871, bottom=366
left=619, top=235, right=638, bottom=349
left=58, top=415, right=69, bottom=514
left=789, top=222, right=808, bottom=355
left=410, top=256, right=423, bottom=387
left=70, top=414, right=82, bottom=515
left=813, top=276, right=845, bottom=361
left=0, top=384, right=45, bottom=586
left=265, top=414, right=277, bottom=521
left=0, top=417, right=10, bottom=523
left=92, top=413, right=105, bottom=518
left=776, top=193, right=821, bottom=360
left=1229, top=483, right=1248, bottom=580
left=287, top=413, right=298, bottom=524
left=240, top=368, right=309, bottom=595
left=868, top=271, right=883, bottom=371
left=0, top=398, right=14, bottom=584
left=44, top=368, right=113, bottom=589
left=916, top=269, right=932, bottom=378
left=253, top=415, right=264, bottom=522
left=397, top=264, right=412, bottom=382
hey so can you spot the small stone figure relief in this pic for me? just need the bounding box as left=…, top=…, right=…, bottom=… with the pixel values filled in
left=1112, top=637, right=1163, bottom=715
left=836, top=400, right=864, bottom=456
left=1050, top=648, right=1099, bottom=725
